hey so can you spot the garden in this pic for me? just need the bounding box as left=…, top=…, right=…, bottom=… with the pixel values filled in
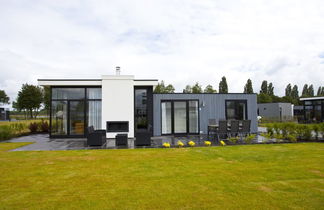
left=0, top=120, right=49, bottom=141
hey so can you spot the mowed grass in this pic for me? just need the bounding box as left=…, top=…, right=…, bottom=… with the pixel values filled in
left=0, top=143, right=323, bottom=209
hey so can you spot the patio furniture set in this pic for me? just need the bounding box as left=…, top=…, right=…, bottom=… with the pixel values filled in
left=207, top=119, right=251, bottom=141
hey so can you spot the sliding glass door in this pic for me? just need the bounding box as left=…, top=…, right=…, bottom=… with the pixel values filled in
left=161, top=100, right=199, bottom=135
left=50, top=87, right=102, bottom=137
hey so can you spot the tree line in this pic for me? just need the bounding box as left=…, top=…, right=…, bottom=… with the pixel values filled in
left=154, top=76, right=324, bottom=105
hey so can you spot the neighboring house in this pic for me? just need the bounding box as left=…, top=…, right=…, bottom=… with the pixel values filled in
left=38, top=69, right=257, bottom=140
left=257, top=103, right=293, bottom=121
left=300, top=96, right=324, bottom=123
left=0, top=108, right=10, bottom=121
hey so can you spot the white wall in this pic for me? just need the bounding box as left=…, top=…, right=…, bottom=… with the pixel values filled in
left=101, top=75, right=135, bottom=138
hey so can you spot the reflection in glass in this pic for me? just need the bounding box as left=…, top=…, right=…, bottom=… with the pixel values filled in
left=189, top=101, right=199, bottom=133
left=51, top=101, right=68, bottom=135
left=161, top=102, right=172, bottom=134
left=69, top=101, right=85, bottom=135
left=87, top=101, right=102, bottom=130
left=226, top=100, right=247, bottom=120
left=87, top=88, right=102, bottom=99
left=174, top=102, right=187, bottom=133
left=226, top=101, right=235, bottom=120
left=52, top=88, right=85, bottom=99
left=135, top=89, right=148, bottom=130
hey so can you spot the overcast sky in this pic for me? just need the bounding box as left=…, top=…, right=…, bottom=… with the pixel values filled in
left=1, top=0, right=324, bottom=105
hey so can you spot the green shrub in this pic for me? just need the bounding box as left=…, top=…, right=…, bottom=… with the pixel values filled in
left=300, top=125, right=312, bottom=140
left=312, top=124, right=320, bottom=140
left=273, top=123, right=280, bottom=135
left=266, top=124, right=274, bottom=137
left=0, top=125, right=13, bottom=140
left=228, top=136, right=239, bottom=144
left=244, top=134, right=256, bottom=144
left=287, top=134, right=297, bottom=142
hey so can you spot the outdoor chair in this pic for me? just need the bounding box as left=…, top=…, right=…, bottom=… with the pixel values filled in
left=240, top=120, right=251, bottom=137
left=229, top=120, right=240, bottom=137
left=135, top=130, right=151, bottom=146
left=207, top=119, right=217, bottom=141
left=217, top=120, right=228, bottom=140
left=86, top=126, right=106, bottom=146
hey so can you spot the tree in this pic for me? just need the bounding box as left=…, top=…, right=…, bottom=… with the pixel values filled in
left=243, top=79, right=253, bottom=94
left=15, top=84, right=43, bottom=118
left=302, top=84, right=308, bottom=97
left=183, top=85, right=192, bottom=93
left=285, top=84, right=292, bottom=97
left=257, top=93, right=272, bottom=103
left=308, top=84, right=314, bottom=97
left=291, top=85, right=299, bottom=99
left=219, top=76, right=228, bottom=93
left=268, top=82, right=274, bottom=96
left=260, top=80, right=268, bottom=94
left=154, top=81, right=166, bottom=93
left=317, top=86, right=322, bottom=96
left=322, top=87, right=324, bottom=96
left=191, top=82, right=203, bottom=93
left=154, top=81, right=175, bottom=93
left=164, top=84, right=175, bottom=93
left=0, top=90, right=10, bottom=105
left=204, top=85, right=217, bottom=93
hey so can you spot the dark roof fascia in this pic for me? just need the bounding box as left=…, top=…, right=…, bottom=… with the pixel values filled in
left=38, top=79, right=101, bottom=81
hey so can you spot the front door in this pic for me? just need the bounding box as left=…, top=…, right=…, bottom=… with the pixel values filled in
left=134, top=87, right=153, bottom=142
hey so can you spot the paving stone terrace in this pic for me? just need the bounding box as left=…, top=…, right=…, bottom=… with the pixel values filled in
left=4, top=130, right=271, bottom=151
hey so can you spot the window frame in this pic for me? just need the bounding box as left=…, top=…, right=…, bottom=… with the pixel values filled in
left=225, top=100, right=248, bottom=121
left=160, top=100, right=200, bottom=136
left=50, top=86, right=102, bottom=138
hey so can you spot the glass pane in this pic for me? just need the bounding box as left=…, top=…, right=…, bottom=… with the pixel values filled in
left=51, top=101, right=68, bottom=135
left=87, top=88, right=102, bottom=99
left=52, top=88, right=85, bottom=99
left=135, top=89, right=148, bottom=130
left=237, top=102, right=247, bottom=120
left=174, top=101, right=187, bottom=133
left=87, top=101, right=102, bottom=130
left=69, top=101, right=85, bottom=135
left=315, top=105, right=321, bottom=122
left=161, top=102, right=172, bottom=134
left=226, top=101, right=236, bottom=120
left=189, top=101, right=199, bottom=133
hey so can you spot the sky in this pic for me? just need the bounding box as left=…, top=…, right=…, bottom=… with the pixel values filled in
left=0, top=0, right=324, bottom=107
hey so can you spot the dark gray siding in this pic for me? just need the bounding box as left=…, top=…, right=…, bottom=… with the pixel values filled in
left=257, top=103, right=293, bottom=118
left=153, top=94, right=257, bottom=136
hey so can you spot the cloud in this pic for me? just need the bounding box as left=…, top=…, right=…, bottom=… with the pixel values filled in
left=0, top=0, right=324, bottom=106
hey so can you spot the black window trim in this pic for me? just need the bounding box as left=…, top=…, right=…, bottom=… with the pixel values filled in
left=160, top=99, right=200, bottom=136
left=225, top=99, right=248, bottom=121
left=50, top=86, right=102, bottom=138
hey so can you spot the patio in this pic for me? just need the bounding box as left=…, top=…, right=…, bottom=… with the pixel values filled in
left=5, top=128, right=267, bottom=151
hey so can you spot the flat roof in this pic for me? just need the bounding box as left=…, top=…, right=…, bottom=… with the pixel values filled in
left=300, top=96, right=324, bottom=101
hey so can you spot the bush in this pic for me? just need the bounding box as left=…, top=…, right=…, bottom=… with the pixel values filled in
left=40, top=121, right=49, bottom=133
left=287, top=134, right=297, bottom=142
left=228, top=136, right=239, bottom=144
left=300, top=125, right=312, bottom=140
left=244, top=134, right=256, bottom=144
left=312, top=124, right=320, bottom=140
left=0, top=125, right=13, bottom=140
left=28, top=122, right=39, bottom=133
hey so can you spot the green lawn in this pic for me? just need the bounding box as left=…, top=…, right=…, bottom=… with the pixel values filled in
left=0, top=143, right=323, bottom=209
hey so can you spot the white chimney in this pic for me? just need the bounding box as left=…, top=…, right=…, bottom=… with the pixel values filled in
left=116, top=66, right=121, bottom=75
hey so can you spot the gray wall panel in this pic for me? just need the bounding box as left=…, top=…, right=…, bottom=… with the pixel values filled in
left=153, top=94, right=257, bottom=136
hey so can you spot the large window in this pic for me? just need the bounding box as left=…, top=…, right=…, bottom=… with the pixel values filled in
left=51, top=87, right=102, bottom=137
left=226, top=100, right=247, bottom=120
left=161, top=100, right=199, bottom=135
left=135, top=89, right=148, bottom=130
left=304, top=100, right=323, bottom=123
